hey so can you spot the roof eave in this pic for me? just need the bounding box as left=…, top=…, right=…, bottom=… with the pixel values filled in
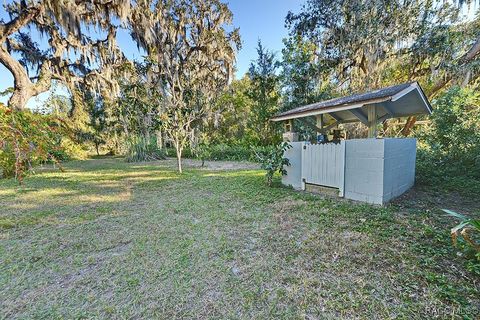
left=270, top=81, right=432, bottom=122
left=270, top=96, right=391, bottom=122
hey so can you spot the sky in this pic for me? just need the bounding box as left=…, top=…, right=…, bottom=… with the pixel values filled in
left=0, top=0, right=303, bottom=108
left=1, top=1, right=477, bottom=109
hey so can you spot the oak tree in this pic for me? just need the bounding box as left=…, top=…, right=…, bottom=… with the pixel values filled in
left=131, top=0, right=240, bottom=172
left=0, top=0, right=133, bottom=111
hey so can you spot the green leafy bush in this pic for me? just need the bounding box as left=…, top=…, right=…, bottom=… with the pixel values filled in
left=208, top=144, right=256, bottom=161
left=421, top=87, right=480, bottom=177
left=255, top=142, right=291, bottom=186
left=166, top=144, right=270, bottom=162
left=194, top=142, right=212, bottom=167
left=165, top=147, right=194, bottom=159
left=416, top=87, right=480, bottom=196
left=125, top=136, right=166, bottom=162
left=0, top=105, right=67, bottom=182
left=416, top=149, right=480, bottom=196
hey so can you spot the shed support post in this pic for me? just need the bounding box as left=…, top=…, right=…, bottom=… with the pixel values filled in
left=315, top=114, right=324, bottom=136
left=284, top=119, right=293, bottom=132
left=283, top=120, right=299, bottom=142
left=367, top=105, right=377, bottom=138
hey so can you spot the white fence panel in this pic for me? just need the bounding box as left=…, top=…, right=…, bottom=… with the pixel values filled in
left=301, top=141, right=345, bottom=196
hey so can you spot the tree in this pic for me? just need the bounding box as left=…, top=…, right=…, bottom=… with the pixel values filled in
left=0, top=0, right=133, bottom=111
left=0, top=103, right=68, bottom=181
left=86, top=94, right=107, bottom=156
left=280, top=35, right=334, bottom=140
left=280, top=35, right=321, bottom=111
left=285, top=0, right=480, bottom=135
left=247, top=40, right=281, bottom=145
left=402, top=6, right=480, bottom=134
left=131, top=0, right=240, bottom=172
left=204, top=76, right=254, bottom=145
left=113, top=63, right=161, bottom=142
left=424, top=86, right=480, bottom=171
left=285, top=0, right=426, bottom=91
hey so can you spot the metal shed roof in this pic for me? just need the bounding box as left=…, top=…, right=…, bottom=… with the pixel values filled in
left=270, top=82, right=432, bottom=123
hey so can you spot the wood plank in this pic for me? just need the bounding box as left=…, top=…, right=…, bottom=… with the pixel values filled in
left=367, top=105, right=377, bottom=138
left=349, top=109, right=368, bottom=125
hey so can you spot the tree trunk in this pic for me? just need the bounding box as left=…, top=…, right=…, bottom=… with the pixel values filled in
left=401, top=116, right=417, bottom=136
left=156, top=130, right=163, bottom=148
left=95, top=142, right=100, bottom=156
left=0, top=47, right=51, bottom=110
left=8, top=88, right=32, bottom=110
left=175, top=142, right=183, bottom=173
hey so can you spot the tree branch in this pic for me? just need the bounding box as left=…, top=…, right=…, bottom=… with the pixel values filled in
left=0, top=6, right=41, bottom=42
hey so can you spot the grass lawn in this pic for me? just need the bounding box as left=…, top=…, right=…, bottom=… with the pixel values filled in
left=1, top=157, right=479, bottom=319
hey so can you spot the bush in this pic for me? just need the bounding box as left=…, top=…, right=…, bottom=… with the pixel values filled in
left=125, top=136, right=166, bottom=162
left=255, top=142, right=291, bottom=186
left=165, top=147, right=194, bottom=159
left=0, top=105, right=67, bottom=182
left=421, top=86, right=480, bottom=177
left=166, top=143, right=269, bottom=162
left=415, top=87, right=480, bottom=196
left=207, top=144, right=256, bottom=161
left=416, top=148, right=480, bottom=196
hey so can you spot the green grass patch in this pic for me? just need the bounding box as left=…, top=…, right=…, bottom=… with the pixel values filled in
left=0, top=157, right=478, bottom=318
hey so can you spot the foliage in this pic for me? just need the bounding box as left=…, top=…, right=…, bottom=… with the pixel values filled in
left=205, top=76, right=255, bottom=145
left=0, top=0, right=135, bottom=110
left=132, top=0, right=241, bottom=173
left=168, top=144, right=269, bottom=162
left=443, top=209, right=480, bottom=273
left=285, top=0, right=479, bottom=93
left=194, top=142, right=212, bottom=167
left=246, top=40, right=282, bottom=146
left=114, top=63, right=162, bottom=139
left=280, top=35, right=328, bottom=111
left=0, top=104, right=67, bottom=182
left=125, top=136, right=166, bottom=163
left=255, top=142, right=291, bottom=186
left=415, top=149, right=480, bottom=197
left=443, top=209, right=480, bottom=251
left=86, top=93, right=108, bottom=156
left=279, top=35, right=337, bottom=139
left=421, top=86, right=480, bottom=175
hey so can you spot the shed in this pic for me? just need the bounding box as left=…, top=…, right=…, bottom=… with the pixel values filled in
left=271, top=81, right=432, bottom=204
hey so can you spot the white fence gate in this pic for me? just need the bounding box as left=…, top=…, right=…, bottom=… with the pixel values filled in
left=301, top=142, right=346, bottom=196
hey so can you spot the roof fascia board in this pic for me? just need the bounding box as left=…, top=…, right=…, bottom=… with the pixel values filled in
left=391, top=84, right=417, bottom=101
left=270, top=97, right=391, bottom=122
left=413, top=82, right=433, bottom=114
left=391, top=82, right=432, bottom=114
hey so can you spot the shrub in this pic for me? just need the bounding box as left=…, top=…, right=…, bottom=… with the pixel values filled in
left=194, top=142, right=212, bottom=167
left=0, top=105, right=67, bottom=182
left=125, top=136, right=166, bottom=162
left=208, top=144, right=254, bottom=161
left=421, top=87, right=480, bottom=177
left=165, top=147, right=194, bottom=159
left=255, top=142, right=291, bottom=186
left=166, top=144, right=268, bottom=162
